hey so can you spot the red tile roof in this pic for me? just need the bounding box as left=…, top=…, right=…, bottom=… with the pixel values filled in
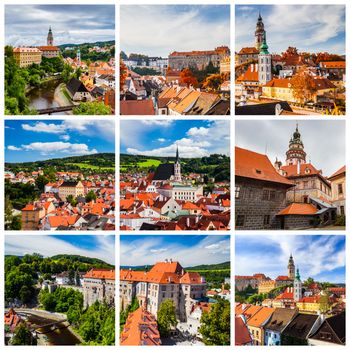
left=320, top=61, right=346, bottom=69
left=120, top=100, right=155, bottom=115
left=84, top=268, right=115, bottom=280
left=238, top=47, right=259, bottom=55
left=235, top=147, right=294, bottom=185
left=235, top=316, right=252, bottom=345
left=247, top=307, right=275, bottom=327
left=328, top=166, right=346, bottom=180
left=281, top=163, right=320, bottom=177
left=277, top=203, right=318, bottom=216
left=120, top=307, right=161, bottom=346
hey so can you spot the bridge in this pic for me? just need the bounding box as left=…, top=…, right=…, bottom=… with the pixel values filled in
left=36, top=105, right=76, bottom=115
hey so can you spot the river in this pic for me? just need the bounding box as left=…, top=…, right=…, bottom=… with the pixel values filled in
left=27, top=78, right=72, bottom=115
left=23, top=312, right=81, bottom=345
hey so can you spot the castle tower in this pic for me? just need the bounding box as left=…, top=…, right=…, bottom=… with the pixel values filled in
left=293, top=268, right=302, bottom=302
left=286, top=124, right=306, bottom=166
left=258, top=37, right=272, bottom=85
left=255, top=13, right=266, bottom=50
left=174, top=146, right=181, bottom=182
left=288, top=254, right=295, bottom=279
left=47, top=26, right=53, bottom=46
left=76, top=48, right=81, bottom=66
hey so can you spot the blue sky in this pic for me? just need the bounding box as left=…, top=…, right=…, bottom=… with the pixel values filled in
left=5, top=235, right=115, bottom=265
left=5, top=120, right=115, bottom=163
left=235, top=235, right=345, bottom=283
left=121, top=5, right=230, bottom=56
left=5, top=5, right=115, bottom=46
left=120, top=120, right=230, bottom=158
left=120, top=235, right=230, bottom=267
left=236, top=5, right=345, bottom=55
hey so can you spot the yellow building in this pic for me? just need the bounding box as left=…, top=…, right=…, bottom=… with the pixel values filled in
left=58, top=181, right=84, bottom=201
left=296, top=296, right=322, bottom=313
left=328, top=166, right=346, bottom=216
left=13, top=47, right=42, bottom=67
left=247, top=307, right=275, bottom=345
left=220, top=56, right=230, bottom=75
left=262, top=78, right=336, bottom=104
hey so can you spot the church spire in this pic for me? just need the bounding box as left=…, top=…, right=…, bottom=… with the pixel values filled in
left=286, top=124, right=306, bottom=165
left=47, top=26, right=54, bottom=46
left=175, top=145, right=179, bottom=163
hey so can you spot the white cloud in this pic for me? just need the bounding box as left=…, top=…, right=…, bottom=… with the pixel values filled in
left=8, top=145, right=22, bottom=151
left=21, top=142, right=98, bottom=156
left=125, top=120, right=230, bottom=158
left=5, top=235, right=115, bottom=265
left=157, top=138, right=166, bottom=143
left=235, top=5, right=345, bottom=54
left=22, top=122, right=65, bottom=134
left=121, top=5, right=230, bottom=57
left=60, top=135, right=70, bottom=141
left=141, top=120, right=173, bottom=127
left=121, top=235, right=230, bottom=267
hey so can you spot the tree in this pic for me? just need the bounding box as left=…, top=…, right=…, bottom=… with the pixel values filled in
left=66, top=194, right=77, bottom=206
left=290, top=66, right=317, bottom=104
left=11, top=323, right=37, bottom=345
left=199, top=298, right=230, bottom=345
left=202, top=74, right=224, bottom=92
left=35, top=175, right=49, bottom=192
left=180, top=68, right=198, bottom=87
left=120, top=60, right=128, bottom=91
left=86, top=190, right=97, bottom=203
left=157, top=299, right=177, bottom=337
left=72, top=101, right=112, bottom=115
left=304, top=277, right=315, bottom=288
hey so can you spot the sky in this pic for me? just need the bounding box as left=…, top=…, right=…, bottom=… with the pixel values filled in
left=120, top=235, right=230, bottom=267
left=5, top=5, right=115, bottom=46
left=235, top=235, right=345, bottom=284
left=121, top=5, right=230, bottom=57
left=5, top=235, right=115, bottom=265
left=5, top=120, right=115, bottom=163
left=120, top=120, right=230, bottom=158
left=235, top=5, right=345, bottom=55
left=235, top=120, right=345, bottom=177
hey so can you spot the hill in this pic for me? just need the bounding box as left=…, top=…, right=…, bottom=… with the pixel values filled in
left=50, top=254, right=114, bottom=268
left=186, top=261, right=230, bottom=271
left=59, top=40, right=115, bottom=50
left=120, top=153, right=230, bottom=181
left=5, top=153, right=115, bottom=173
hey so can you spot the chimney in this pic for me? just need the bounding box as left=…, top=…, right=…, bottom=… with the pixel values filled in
left=170, top=258, right=173, bottom=263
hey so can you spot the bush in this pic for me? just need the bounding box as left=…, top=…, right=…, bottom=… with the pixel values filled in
left=335, top=215, right=345, bottom=226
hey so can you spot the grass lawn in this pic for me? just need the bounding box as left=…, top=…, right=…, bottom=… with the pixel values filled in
left=66, top=162, right=115, bottom=171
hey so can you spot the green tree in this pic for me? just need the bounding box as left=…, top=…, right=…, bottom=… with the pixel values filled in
left=72, top=101, right=112, bottom=115
left=157, top=299, right=177, bottom=337
left=85, top=190, right=97, bottom=203
left=11, top=323, right=37, bottom=345
left=35, top=175, right=49, bottom=192
left=199, top=298, right=230, bottom=345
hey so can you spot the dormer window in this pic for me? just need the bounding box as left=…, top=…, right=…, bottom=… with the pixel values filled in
left=256, top=169, right=262, bottom=174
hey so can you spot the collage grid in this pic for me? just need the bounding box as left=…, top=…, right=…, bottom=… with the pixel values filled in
left=0, top=0, right=349, bottom=348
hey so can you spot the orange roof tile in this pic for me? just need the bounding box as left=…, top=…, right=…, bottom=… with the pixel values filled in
left=320, top=61, right=346, bottom=69
left=173, top=90, right=201, bottom=114
left=235, top=147, right=294, bottom=185
left=238, top=47, right=259, bottom=55
left=247, top=307, right=275, bottom=327
left=277, top=203, right=318, bottom=216
left=235, top=316, right=252, bottom=345
left=328, top=165, right=346, bottom=180
left=281, top=163, right=320, bottom=177
left=84, top=268, right=115, bottom=280
left=120, top=100, right=155, bottom=115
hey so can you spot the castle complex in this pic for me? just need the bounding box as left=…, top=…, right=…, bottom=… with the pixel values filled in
left=120, top=260, right=207, bottom=322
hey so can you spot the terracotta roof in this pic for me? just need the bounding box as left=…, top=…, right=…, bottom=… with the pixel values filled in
left=180, top=272, right=203, bottom=284
left=320, top=61, right=346, bottom=69
left=275, top=290, right=294, bottom=300
left=237, top=64, right=259, bottom=82
left=238, top=47, right=259, bottom=55
left=281, top=163, right=320, bottom=177
left=235, top=147, right=294, bottom=185
left=84, top=268, right=115, bottom=280
left=265, top=308, right=297, bottom=332
left=13, top=47, right=41, bottom=53
left=247, top=307, right=275, bottom=327
left=120, top=100, right=155, bottom=115
left=328, top=165, right=346, bottom=180
left=120, top=307, right=161, bottom=346
left=48, top=215, right=78, bottom=227
left=275, top=275, right=291, bottom=281
left=38, top=46, right=60, bottom=51
left=277, top=203, right=318, bottom=216
left=235, top=316, right=252, bottom=345
left=186, top=92, right=219, bottom=115
left=158, top=86, right=178, bottom=99
left=169, top=46, right=229, bottom=57
left=173, top=90, right=201, bottom=114
left=264, top=78, right=292, bottom=88
left=22, top=204, right=36, bottom=211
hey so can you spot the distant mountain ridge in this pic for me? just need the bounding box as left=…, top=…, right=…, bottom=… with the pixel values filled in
left=59, top=40, right=115, bottom=49
left=120, top=261, right=230, bottom=271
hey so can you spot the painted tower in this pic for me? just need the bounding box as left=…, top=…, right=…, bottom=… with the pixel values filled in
left=174, top=146, right=182, bottom=182
left=258, top=37, right=272, bottom=85
left=286, top=124, right=306, bottom=166
left=255, top=13, right=266, bottom=50
left=293, top=268, right=302, bottom=301
left=76, top=48, right=81, bottom=66
left=47, top=26, right=53, bottom=46
left=288, top=254, right=295, bottom=279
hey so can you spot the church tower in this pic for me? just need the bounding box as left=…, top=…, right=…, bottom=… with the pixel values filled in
left=174, top=146, right=181, bottom=182
left=258, top=37, right=272, bottom=85
left=47, top=26, right=53, bottom=46
left=288, top=254, right=295, bottom=279
left=286, top=124, right=306, bottom=166
left=255, top=13, right=266, bottom=50
left=293, top=268, right=302, bottom=302
left=76, top=48, right=81, bottom=66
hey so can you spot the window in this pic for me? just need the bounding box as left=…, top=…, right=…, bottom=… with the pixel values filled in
left=236, top=215, right=245, bottom=227
left=235, top=186, right=241, bottom=199
left=338, top=183, right=343, bottom=195
left=269, top=191, right=276, bottom=201
left=262, top=189, right=269, bottom=200
left=263, top=215, right=270, bottom=225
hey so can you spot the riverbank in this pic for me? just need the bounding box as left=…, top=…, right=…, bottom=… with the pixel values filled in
left=54, top=83, right=74, bottom=113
